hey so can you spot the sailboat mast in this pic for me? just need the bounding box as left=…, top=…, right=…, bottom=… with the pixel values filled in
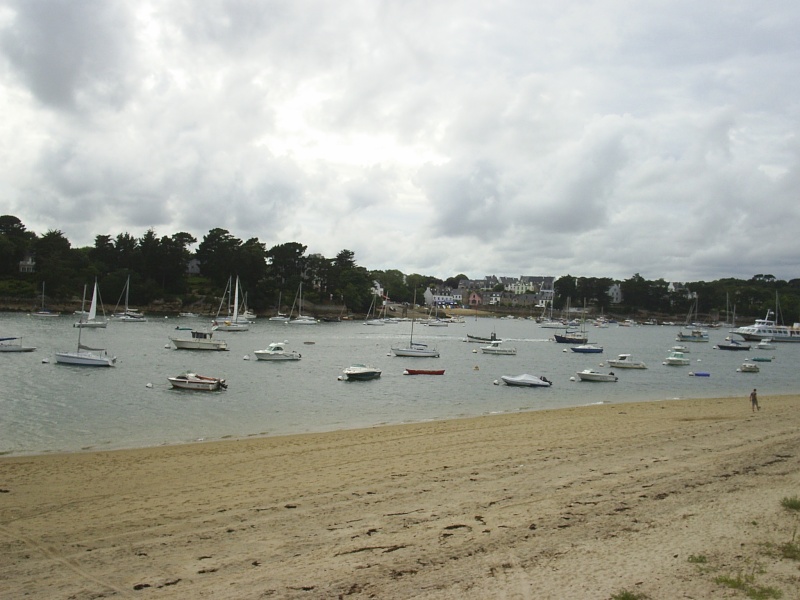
left=77, top=284, right=86, bottom=350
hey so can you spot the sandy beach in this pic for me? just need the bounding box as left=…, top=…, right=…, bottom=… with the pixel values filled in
left=2, top=394, right=799, bottom=599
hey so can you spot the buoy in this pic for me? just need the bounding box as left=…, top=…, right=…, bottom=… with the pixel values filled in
left=243, top=354, right=250, bottom=360
left=569, top=376, right=576, bottom=381
left=164, top=343, right=170, bottom=349
left=493, top=379, right=500, bottom=385
left=472, top=348, right=477, bottom=353
left=41, top=358, right=49, bottom=364
left=145, top=382, right=153, bottom=388
left=473, top=365, right=479, bottom=370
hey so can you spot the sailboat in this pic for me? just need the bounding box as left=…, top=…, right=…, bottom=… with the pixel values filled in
left=31, top=282, right=60, bottom=317
left=74, top=279, right=108, bottom=328
left=391, top=291, right=439, bottom=357
left=213, top=276, right=249, bottom=331
left=55, top=285, right=116, bottom=366
left=112, top=276, right=147, bottom=322
left=269, top=290, right=290, bottom=321
left=287, top=282, right=317, bottom=324
left=364, top=293, right=385, bottom=325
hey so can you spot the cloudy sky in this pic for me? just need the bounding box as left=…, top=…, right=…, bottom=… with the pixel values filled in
left=1, top=1, right=799, bottom=282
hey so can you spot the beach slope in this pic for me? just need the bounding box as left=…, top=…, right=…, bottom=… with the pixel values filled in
left=2, top=395, right=799, bottom=599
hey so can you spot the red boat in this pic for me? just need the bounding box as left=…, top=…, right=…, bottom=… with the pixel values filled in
left=403, top=369, right=445, bottom=375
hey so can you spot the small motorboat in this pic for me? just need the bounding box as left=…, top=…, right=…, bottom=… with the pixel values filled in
left=253, top=341, right=301, bottom=361
left=689, top=371, right=711, bottom=377
left=576, top=369, right=618, bottom=382
left=342, top=364, right=382, bottom=381
left=465, top=332, right=501, bottom=344
left=480, top=341, right=517, bottom=355
left=500, top=374, right=552, bottom=387
left=756, top=338, right=774, bottom=350
left=606, top=354, right=647, bottom=369
left=403, top=369, right=445, bottom=375
left=749, top=356, right=772, bottom=362
left=168, top=373, right=227, bottom=391
left=664, top=351, right=690, bottom=366
left=570, top=344, right=603, bottom=353
left=671, top=345, right=690, bottom=353
left=738, top=362, right=760, bottom=373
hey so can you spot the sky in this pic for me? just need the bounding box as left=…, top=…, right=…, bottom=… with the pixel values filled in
left=1, top=1, right=799, bottom=283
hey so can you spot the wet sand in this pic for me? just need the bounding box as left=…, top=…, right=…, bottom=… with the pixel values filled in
left=1, top=394, right=799, bottom=599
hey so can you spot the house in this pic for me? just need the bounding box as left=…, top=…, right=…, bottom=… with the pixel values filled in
left=19, top=254, right=35, bottom=273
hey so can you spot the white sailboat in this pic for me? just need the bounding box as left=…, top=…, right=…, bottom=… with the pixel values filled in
left=391, top=291, right=439, bottom=357
left=56, top=285, right=116, bottom=366
left=213, top=276, right=249, bottom=331
left=74, top=279, right=108, bottom=328
left=269, top=290, right=290, bottom=321
left=31, top=282, right=60, bottom=317
left=112, top=276, right=147, bottom=322
left=287, top=282, right=317, bottom=324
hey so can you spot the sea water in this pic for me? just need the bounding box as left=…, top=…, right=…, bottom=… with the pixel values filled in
left=1, top=312, right=796, bottom=455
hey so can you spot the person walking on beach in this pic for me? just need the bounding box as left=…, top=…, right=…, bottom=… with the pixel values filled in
left=750, top=388, right=759, bottom=412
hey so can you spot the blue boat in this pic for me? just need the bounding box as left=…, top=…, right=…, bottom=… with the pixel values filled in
left=570, top=344, right=603, bottom=353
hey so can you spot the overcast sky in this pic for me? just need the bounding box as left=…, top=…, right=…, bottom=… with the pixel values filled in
left=1, top=1, right=799, bottom=282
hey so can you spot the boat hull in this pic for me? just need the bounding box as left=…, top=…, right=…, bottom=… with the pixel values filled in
left=403, top=369, right=445, bottom=375
left=501, top=374, right=552, bottom=387
left=576, top=370, right=617, bottom=382
left=55, top=351, right=116, bottom=367
left=168, top=374, right=226, bottom=391
left=170, top=338, right=228, bottom=351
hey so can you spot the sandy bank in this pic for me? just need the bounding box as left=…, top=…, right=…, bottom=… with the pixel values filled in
left=1, top=394, right=799, bottom=599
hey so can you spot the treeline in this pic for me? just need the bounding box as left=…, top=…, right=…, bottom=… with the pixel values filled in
left=0, top=215, right=445, bottom=313
left=1, top=214, right=799, bottom=320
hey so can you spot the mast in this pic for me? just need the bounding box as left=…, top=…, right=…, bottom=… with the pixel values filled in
left=77, top=284, right=86, bottom=351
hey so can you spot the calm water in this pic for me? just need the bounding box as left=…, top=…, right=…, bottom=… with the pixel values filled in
left=1, top=312, right=797, bottom=455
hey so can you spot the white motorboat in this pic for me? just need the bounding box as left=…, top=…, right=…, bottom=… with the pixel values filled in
left=254, top=341, right=302, bottom=361
left=0, top=336, right=36, bottom=352
left=55, top=284, right=116, bottom=366
left=671, top=345, right=690, bottom=353
left=605, top=354, right=647, bottom=369
left=480, top=341, right=517, bottom=355
left=170, top=330, right=229, bottom=351
left=500, top=374, right=552, bottom=387
left=179, top=312, right=199, bottom=318
left=664, top=350, right=690, bottom=366
left=168, top=372, right=227, bottom=391
left=756, top=338, right=774, bottom=350
left=738, top=361, right=760, bottom=373
left=342, top=364, right=382, bottom=381
left=576, top=369, right=618, bottom=382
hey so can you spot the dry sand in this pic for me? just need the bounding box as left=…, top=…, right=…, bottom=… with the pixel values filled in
left=2, top=394, right=799, bottom=599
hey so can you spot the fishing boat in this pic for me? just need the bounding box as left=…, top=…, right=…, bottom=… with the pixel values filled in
left=676, top=328, right=709, bottom=342
left=73, top=279, right=108, bottom=328
left=0, top=336, right=36, bottom=352
left=553, top=330, right=589, bottom=344
left=253, top=341, right=302, bottom=361
left=403, top=369, right=445, bottom=375
left=480, top=341, right=517, bottom=355
left=168, top=373, right=227, bottom=391
left=500, top=374, right=552, bottom=387
left=605, top=354, right=647, bottom=369
left=575, top=369, right=618, bottom=382
left=169, top=330, right=228, bottom=351
left=570, top=344, right=603, bottom=353
left=55, top=285, right=116, bottom=367
left=341, top=364, right=382, bottom=381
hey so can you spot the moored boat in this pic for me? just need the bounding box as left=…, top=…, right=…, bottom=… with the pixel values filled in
left=716, top=339, right=751, bottom=351
left=480, top=341, right=517, bottom=355
left=253, top=341, right=302, bottom=361
left=0, top=336, right=36, bottom=352
left=168, top=372, right=227, bottom=391
left=170, top=330, right=228, bottom=351
left=553, top=331, right=588, bottom=344
left=676, top=329, right=709, bottom=342
left=605, top=353, right=647, bottom=369
left=738, top=361, right=760, bottom=373
left=341, top=364, right=382, bottom=381
left=403, top=369, right=445, bottom=375
left=664, top=350, right=690, bottom=366
left=500, top=374, right=552, bottom=387
left=575, top=369, right=618, bottom=382
left=570, top=344, right=603, bottom=353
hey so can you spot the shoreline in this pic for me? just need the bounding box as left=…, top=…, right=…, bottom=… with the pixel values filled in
left=2, top=394, right=799, bottom=598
